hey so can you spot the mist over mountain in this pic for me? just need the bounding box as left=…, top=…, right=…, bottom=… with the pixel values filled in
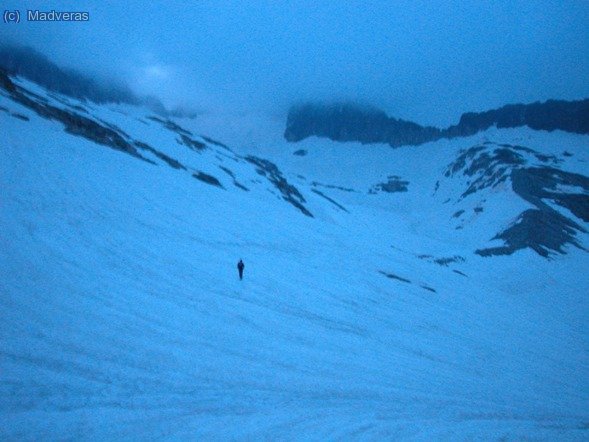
left=285, top=100, right=589, bottom=147
left=0, top=44, right=140, bottom=105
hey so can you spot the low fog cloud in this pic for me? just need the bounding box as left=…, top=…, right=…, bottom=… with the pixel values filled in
left=2, top=0, right=588, bottom=126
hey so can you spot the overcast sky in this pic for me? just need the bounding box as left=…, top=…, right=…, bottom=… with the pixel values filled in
left=2, top=0, right=588, bottom=126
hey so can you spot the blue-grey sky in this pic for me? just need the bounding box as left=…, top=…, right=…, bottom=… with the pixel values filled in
left=2, top=0, right=589, bottom=126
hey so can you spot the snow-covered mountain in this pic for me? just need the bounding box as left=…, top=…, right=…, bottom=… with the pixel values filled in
left=1, top=72, right=588, bottom=440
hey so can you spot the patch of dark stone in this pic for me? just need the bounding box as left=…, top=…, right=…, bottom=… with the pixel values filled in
left=477, top=166, right=589, bottom=258
left=0, top=70, right=16, bottom=93
left=293, top=149, right=307, bottom=156
left=476, top=209, right=586, bottom=258
left=178, top=133, right=207, bottom=152
left=0, top=105, right=29, bottom=121
left=497, top=143, right=561, bottom=164
left=10, top=112, right=29, bottom=121
left=284, top=99, right=589, bottom=147
left=147, top=115, right=193, bottom=136
left=446, top=143, right=565, bottom=201
left=418, top=254, right=466, bottom=267
left=97, top=118, right=130, bottom=139
left=369, top=175, right=409, bottom=194
left=134, top=141, right=186, bottom=170
left=201, top=135, right=231, bottom=151
left=563, top=151, right=573, bottom=157
left=421, top=285, right=437, bottom=293
left=219, top=166, right=249, bottom=191
left=311, top=189, right=349, bottom=213
left=0, top=72, right=148, bottom=162
left=379, top=271, right=411, bottom=284
left=452, top=147, right=524, bottom=199
left=512, top=167, right=589, bottom=222
left=193, top=171, right=224, bottom=189
left=311, top=181, right=356, bottom=192
left=434, top=256, right=465, bottom=266
left=245, top=156, right=313, bottom=217
left=453, top=269, right=467, bottom=277
left=474, top=207, right=483, bottom=213
left=453, top=210, right=465, bottom=218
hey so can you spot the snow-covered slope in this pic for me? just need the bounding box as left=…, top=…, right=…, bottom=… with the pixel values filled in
left=1, top=75, right=588, bottom=440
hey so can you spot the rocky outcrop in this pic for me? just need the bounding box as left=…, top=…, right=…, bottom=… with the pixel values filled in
left=284, top=103, right=441, bottom=147
left=285, top=99, right=589, bottom=148
left=443, top=142, right=589, bottom=258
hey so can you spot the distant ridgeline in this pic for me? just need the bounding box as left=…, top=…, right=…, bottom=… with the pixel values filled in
left=284, top=100, right=589, bottom=147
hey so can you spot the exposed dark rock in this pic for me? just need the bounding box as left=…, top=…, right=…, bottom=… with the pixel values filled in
left=311, top=189, right=349, bottom=212
left=134, top=141, right=186, bottom=170
left=474, top=207, right=483, bottom=213
left=311, top=182, right=356, bottom=193
left=476, top=209, right=586, bottom=258
left=379, top=271, right=411, bottom=284
left=245, top=156, right=313, bottom=217
left=445, top=145, right=524, bottom=199
left=219, top=166, right=249, bottom=191
left=0, top=102, right=29, bottom=121
left=193, top=172, right=224, bottom=188
left=11, top=113, right=29, bottom=121
left=202, top=135, right=230, bottom=150
left=448, top=144, right=589, bottom=258
left=1, top=76, right=148, bottom=161
left=0, top=69, right=16, bottom=92
left=453, top=210, right=465, bottom=218
left=418, top=255, right=466, bottom=266
left=178, top=134, right=206, bottom=152
left=453, top=270, right=467, bottom=277
left=447, top=100, right=589, bottom=137
left=147, top=116, right=193, bottom=136
left=293, top=149, right=307, bottom=156
left=434, top=256, right=465, bottom=266
left=511, top=167, right=589, bottom=222
left=421, top=285, right=437, bottom=293
left=285, top=102, right=441, bottom=147
left=285, top=99, right=589, bottom=147
left=369, top=175, right=409, bottom=194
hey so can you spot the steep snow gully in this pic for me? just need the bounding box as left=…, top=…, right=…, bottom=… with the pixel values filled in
left=1, top=74, right=588, bottom=439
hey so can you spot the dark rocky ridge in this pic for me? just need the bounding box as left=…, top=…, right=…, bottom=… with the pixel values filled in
left=443, top=142, right=589, bottom=258
left=285, top=100, right=589, bottom=148
left=245, top=156, right=313, bottom=217
left=0, top=44, right=138, bottom=105
left=285, top=103, right=441, bottom=147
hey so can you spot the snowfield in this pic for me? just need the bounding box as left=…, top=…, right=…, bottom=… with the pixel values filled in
left=1, top=77, right=588, bottom=440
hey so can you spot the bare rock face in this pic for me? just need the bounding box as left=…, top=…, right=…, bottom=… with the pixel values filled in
left=443, top=142, right=589, bottom=258
left=284, top=102, right=440, bottom=147
left=284, top=100, right=589, bottom=148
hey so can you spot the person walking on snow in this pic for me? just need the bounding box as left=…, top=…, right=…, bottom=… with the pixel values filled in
left=237, top=259, right=245, bottom=280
